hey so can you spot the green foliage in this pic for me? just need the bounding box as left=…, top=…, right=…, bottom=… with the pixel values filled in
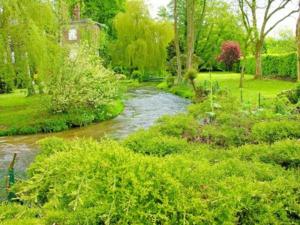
left=155, top=114, right=199, bottom=139
left=184, top=69, right=198, bottom=81
left=278, top=84, right=300, bottom=104
left=110, top=0, right=174, bottom=74
left=131, top=70, right=144, bottom=82
left=244, top=53, right=297, bottom=80
left=124, top=129, right=191, bottom=156
left=0, top=0, right=62, bottom=93
left=50, top=45, right=120, bottom=114
left=71, top=0, right=126, bottom=36
left=264, top=30, right=296, bottom=54
left=167, top=54, right=203, bottom=76
left=2, top=137, right=299, bottom=224
left=251, top=120, right=300, bottom=144
left=0, top=89, right=123, bottom=136
left=238, top=140, right=300, bottom=169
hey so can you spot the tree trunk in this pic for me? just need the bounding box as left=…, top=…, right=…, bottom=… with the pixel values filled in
left=254, top=41, right=263, bottom=79
left=186, top=0, right=195, bottom=70
left=297, top=6, right=300, bottom=82
left=174, top=0, right=182, bottom=84
left=240, top=62, right=245, bottom=88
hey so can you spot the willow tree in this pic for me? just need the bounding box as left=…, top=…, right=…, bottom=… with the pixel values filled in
left=238, top=0, right=299, bottom=79
left=110, top=0, right=174, bottom=75
left=0, top=0, right=61, bottom=95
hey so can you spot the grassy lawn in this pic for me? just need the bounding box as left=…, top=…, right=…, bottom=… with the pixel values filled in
left=0, top=90, right=52, bottom=130
left=0, top=90, right=124, bottom=136
left=196, top=72, right=297, bottom=103
left=159, top=72, right=297, bottom=104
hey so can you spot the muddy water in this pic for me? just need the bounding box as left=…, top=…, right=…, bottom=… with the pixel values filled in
left=0, top=87, right=190, bottom=173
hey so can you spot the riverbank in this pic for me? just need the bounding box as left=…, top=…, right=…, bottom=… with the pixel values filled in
left=0, top=89, right=124, bottom=137
left=158, top=72, right=297, bottom=103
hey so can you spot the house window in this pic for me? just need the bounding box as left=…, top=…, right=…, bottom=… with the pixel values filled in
left=68, top=28, right=77, bottom=41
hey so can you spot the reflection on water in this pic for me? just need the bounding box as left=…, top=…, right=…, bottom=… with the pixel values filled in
left=0, top=87, right=190, bottom=173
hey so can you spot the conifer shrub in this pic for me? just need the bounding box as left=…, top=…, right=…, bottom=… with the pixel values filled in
left=2, top=138, right=298, bottom=224
left=238, top=140, right=300, bottom=169
left=155, top=113, right=199, bottom=139
left=251, top=120, right=300, bottom=144
left=124, top=129, right=191, bottom=156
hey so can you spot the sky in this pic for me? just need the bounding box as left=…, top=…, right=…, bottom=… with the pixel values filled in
left=145, top=0, right=298, bottom=37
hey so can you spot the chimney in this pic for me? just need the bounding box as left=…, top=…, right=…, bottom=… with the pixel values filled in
left=73, top=4, right=80, bottom=21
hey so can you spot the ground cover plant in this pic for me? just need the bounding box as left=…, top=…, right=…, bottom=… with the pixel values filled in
left=1, top=137, right=299, bottom=224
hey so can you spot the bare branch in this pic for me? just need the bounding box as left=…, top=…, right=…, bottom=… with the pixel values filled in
left=265, top=9, right=299, bottom=37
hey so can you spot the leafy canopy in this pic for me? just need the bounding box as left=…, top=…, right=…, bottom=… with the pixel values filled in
left=110, top=0, right=174, bottom=74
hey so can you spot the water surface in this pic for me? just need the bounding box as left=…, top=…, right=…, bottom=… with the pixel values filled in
left=0, top=87, right=189, bottom=173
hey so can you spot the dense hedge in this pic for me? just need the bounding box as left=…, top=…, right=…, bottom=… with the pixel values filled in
left=244, top=52, right=297, bottom=80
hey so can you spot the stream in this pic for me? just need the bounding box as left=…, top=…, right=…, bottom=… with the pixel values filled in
left=0, top=87, right=190, bottom=174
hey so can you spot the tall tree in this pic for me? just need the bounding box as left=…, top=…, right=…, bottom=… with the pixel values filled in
left=297, top=0, right=300, bottom=82
left=0, top=0, right=61, bottom=95
left=110, top=1, right=174, bottom=74
left=173, top=0, right=182, bottom=83
left=238, top=0, right=299, bottom=79
left=186, top=0, right=195, bottom=70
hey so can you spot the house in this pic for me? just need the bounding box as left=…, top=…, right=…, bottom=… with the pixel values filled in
left=62, top=4, right=102, bottom=57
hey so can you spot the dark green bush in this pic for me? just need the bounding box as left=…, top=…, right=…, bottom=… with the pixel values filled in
left=124, top=129, right=191, bottom=156
left=244, top=53, right=297, bottom=80
left=251, top=120, right=300, bottom=144
left=278, top=84, right=300, bottom=104
left=67, top=111, right=95, bottom=127
left=39, top=118, right=69, bottom=132
left=131, top=70, right=144, bottom=82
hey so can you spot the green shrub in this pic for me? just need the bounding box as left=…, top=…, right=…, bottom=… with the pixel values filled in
left=131, top=70, right=143, bottom=82
left=244, top=53, right=297, bottom=80
left=155, top=114, right=199, bottom=139
left=238, top=140, right=300, bottom=169
left=251, top=120, right=300, bottom=144
left=278, top=84, right=300, bottom=104
left=67, top=111, right=95, bottom=127
left=50, top=45, right=120, bottom=114
left=94, top=100, right=124, bottom=122
left=2, top=137, right=299, bottom=224
left=124, top=129, right=191, bottom=156
left=39, top=118, right=69, bottom=132
left=199, top=124, right=248, bottom=147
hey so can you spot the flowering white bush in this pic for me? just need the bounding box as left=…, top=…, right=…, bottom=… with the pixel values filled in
left=50, top=45, right=120, bottom=113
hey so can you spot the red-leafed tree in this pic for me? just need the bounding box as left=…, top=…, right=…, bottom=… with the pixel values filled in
left=218, top=41, right=241, bottom=71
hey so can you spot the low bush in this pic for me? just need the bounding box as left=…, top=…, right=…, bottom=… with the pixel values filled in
left=244, top=53, right=297, bottom=80
left=155, top=114, right=199, bottom=139
left=67, top=110, right=95, bottom=127
left=2, top=138, right=299, bottom=224
left=238, top=140, right=300, bottom=169
left=251, top=120, right=300, bottom=144
left=131, top=70, right=143, bottom=82
left=124, top=129, right=191, bottom=156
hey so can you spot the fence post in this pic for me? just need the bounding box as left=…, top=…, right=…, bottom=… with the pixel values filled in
left=6, top=153, right=17, bottom=202
left=258, top=92, right=261, bottom=108
left=240, top=88, right=243, bottom=103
